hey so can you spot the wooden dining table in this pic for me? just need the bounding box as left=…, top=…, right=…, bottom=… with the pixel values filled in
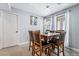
left=41, top=33, right=60, bottom=41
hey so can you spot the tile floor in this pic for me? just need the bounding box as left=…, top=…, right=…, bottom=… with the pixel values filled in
left=0, top=44, right=79, bottom=56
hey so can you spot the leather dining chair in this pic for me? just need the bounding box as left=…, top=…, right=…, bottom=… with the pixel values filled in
left=32, top=30, right=52, bottom=56
left=49, top=30, right=66, bottom=56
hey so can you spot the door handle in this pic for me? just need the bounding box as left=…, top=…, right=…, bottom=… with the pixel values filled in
left=16, top=31, right=18, bottom=33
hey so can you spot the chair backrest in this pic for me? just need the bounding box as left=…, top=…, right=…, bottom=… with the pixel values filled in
left=59, top=31, right=66, bottom=41
left=32, top=30, right=41, bottom=44
left=28, top=31, right=34, bottom=41
left=54, top=30, right=66, bottom=41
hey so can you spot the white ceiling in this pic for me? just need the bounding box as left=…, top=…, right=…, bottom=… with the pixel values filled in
left=0, top=3, right=77, bottom=16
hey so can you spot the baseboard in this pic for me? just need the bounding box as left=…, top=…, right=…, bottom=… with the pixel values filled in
left=66, top=47, right=79, bottom=52
left=18, top=42, right=29, bottom=46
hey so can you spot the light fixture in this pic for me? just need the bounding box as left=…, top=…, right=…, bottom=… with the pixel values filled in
left=57, top=3, right=62, bottom=5
left=46, top=5, right=50, bottom=8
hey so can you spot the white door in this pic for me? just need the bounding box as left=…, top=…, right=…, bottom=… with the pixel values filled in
left=3, top=12, right=18, bottom=48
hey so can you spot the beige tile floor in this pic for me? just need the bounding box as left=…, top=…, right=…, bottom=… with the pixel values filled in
left=0, top=44, right=79, bottom=56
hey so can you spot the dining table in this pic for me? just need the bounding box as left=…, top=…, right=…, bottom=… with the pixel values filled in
left=41, top=32, right=60, bottom=42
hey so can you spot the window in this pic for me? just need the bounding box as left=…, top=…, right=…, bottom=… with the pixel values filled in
left=43, top=17, right=51, bottom=33
left=56, top=15, right=65, bottom=30
left=30, top=16, right=37, bottom=25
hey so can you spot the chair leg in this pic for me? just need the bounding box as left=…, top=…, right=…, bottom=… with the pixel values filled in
left=45, top=48, right=47, bottom=55
left=32, top=47, right=33, bottom=55
left=39, top=46, right=42, bottom=56
left=32, top=49, right=34, bottom=56
left=62, top=44, right=64, bottom=56
left=32, top=42, right=35, bottom=56
left=47, top=48, right=49, bottom=56
left=29, top=41, right=31, bottom=51
left=29, top=46, right=30, bottom=51
left=48, top=47, right=51, bottom=56
left=45, top=48, right=49, bottom=56
left=57, top=45, right=59, bottom=56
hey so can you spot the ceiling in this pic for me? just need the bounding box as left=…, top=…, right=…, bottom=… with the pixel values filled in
left=0, top=3, right=77, bottom=16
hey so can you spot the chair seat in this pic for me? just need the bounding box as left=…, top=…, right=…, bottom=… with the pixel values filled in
left=49, top=39, right=64, bottom=45
left=42, top=41, right=49, bottom=46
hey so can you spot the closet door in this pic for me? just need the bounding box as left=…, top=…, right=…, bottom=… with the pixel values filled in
left=3, top=12, right=18, bottom=48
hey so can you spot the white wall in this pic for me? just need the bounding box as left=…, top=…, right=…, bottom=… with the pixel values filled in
left=0, top=11, right=3, bottom=49
left=11, top=8, right=43, bottom=44
left=17, top=14, right=43, bottom=43
left=69, top=4, right=79, bottom=49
